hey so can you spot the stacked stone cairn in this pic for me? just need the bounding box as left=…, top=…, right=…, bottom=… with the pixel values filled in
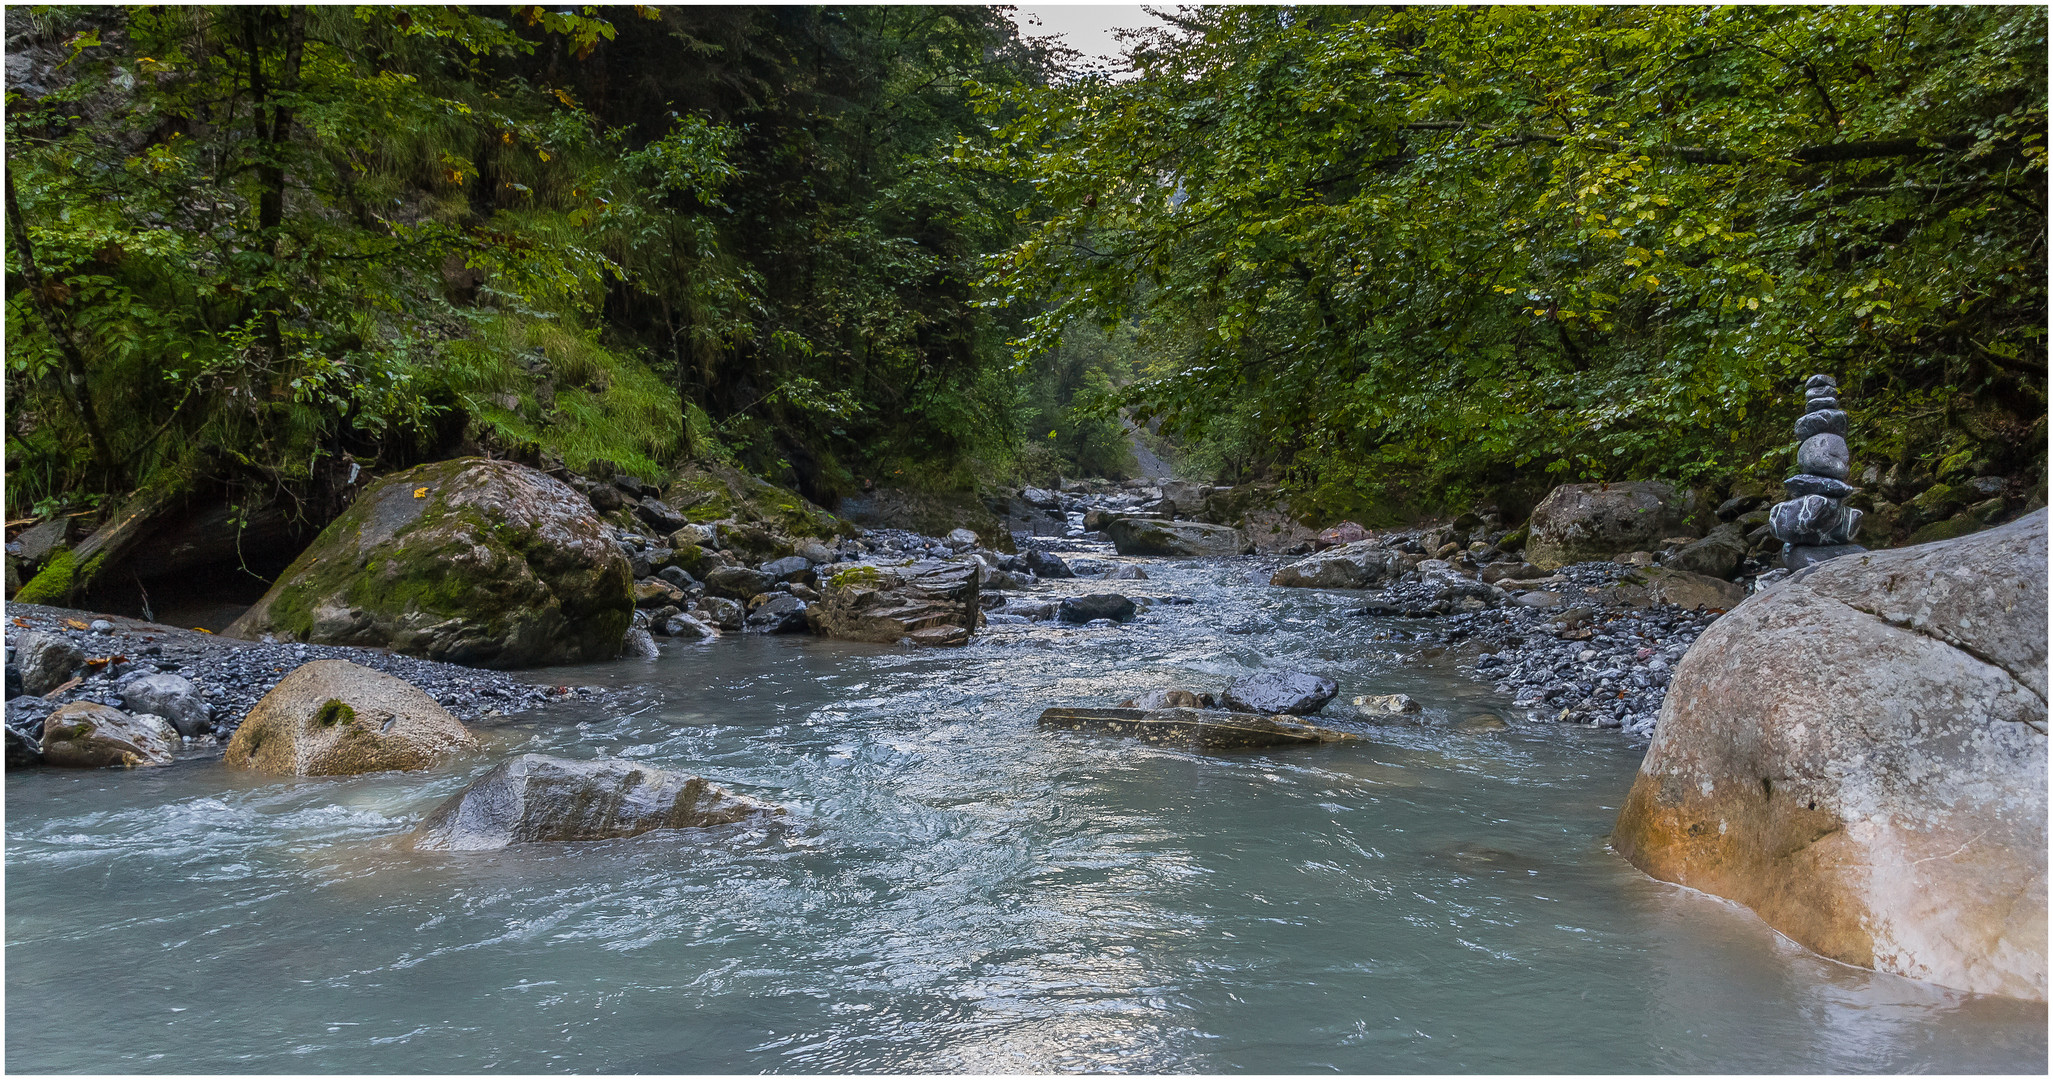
left=1768, top=374, right=1867, bottom=571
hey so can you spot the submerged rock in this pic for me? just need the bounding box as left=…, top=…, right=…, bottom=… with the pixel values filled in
left=409, top=753, right=774, bottom=851
left=39, top=702, right=174, bottom=768
left=226, top=458, right=633, bottom=667
left=1057, top=593, right=1137, bottom=624
left=1222, top=670, right=1338, bottom=715
left=1120, top=688, right=1210, bottom=710
left=1038, top=706, right=1358, bottom=750
left=224, top=659, right=478, bottom=776
left=1105, top=518, right=1246, bottom=557
left=809, top=560, right=979, bottom=646
left=1352, top=693, right=1421, bottom=716
left=1613, top=510, right=2048, bottom=1002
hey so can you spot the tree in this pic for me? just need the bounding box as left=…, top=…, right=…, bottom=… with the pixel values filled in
left=976, top=6, right=2047, bottom=513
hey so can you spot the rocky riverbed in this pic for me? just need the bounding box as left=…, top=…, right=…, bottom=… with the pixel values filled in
left=2, top=603, right=607, bottom=759
left=3, top=476, right=1748, bottom=763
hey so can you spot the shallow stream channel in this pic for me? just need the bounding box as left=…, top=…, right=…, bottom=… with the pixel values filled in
left=7, top=547, right=2046, bottom=1072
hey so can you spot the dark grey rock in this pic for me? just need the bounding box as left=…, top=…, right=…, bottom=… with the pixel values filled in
left=409, top=753, right=774, bottom=851
left=1221, top=670, right=1338, bottom=715
left=745, top=594, right=809, bottom=634
left=696, top=596, right=745, bottom=632
left=1057, top=594, right=1137, bottom=624
left=117, top=673, right=211, bottom=737
left=1772, top=494, right=1850, bottom=545
left=704, top=566, right=775, bottom=600
left=1796, top=434, right=1851, bottom=480
left=662, top=613, right=717, bottom=639
left=635, top=496, right=687, bottom=533
left=1024, top=549, right=1075, bottom=578
left=657, top=565, right=695, bottom=589
left=1665, top=523, right=1748, bottom=580
left=1783, top=474, right=1856, bottom=500
left=619, top=628, right=660, bottom=659
left=1794, top=410, right=1849, bottom=439
left=12, top=518, right=72, bottom=567
left=587, top=484, right=625, bottom=513
left=758, top=556, right=811, bottom=582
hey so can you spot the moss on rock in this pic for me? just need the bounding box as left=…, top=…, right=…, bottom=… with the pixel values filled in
left=662, top=461, right=855, bottom=542
left=227, top=457, right=632, bottom=668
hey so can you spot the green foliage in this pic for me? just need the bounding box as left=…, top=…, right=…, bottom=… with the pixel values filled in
left=6, top=5, right=1062, bottom=522
left=975, top=6, right=2047, bottom=508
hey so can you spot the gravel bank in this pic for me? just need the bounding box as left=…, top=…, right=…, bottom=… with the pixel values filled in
left=3, top=603, right=612, bottom=745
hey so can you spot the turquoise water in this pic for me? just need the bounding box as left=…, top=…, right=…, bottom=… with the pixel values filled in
left=7, top=556, right=2044, bottom=1072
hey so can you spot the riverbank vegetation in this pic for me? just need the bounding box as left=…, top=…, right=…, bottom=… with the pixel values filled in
left=7, top=5, right=2045, bottom=533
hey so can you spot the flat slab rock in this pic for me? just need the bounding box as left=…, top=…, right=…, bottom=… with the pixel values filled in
left=1038, top=706, right=1359, bottom=750
left=409, top=753, right=776, bottom=852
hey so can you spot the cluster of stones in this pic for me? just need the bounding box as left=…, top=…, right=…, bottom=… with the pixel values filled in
left=1768, top=374, right=1867, bottom=570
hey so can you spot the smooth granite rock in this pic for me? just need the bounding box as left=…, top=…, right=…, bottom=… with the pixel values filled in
left=409, top=753, right=774, bottom=852
left=1797, top=434, right=1851, bottom=480
left=1614, top=510, right=2047, bottom=1001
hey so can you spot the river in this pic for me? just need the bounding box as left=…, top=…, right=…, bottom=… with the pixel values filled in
left=7, top=551, right=2044, bottom=1072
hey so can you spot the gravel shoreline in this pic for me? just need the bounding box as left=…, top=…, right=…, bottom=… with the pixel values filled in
left=3, top=603, right=612, bottom=746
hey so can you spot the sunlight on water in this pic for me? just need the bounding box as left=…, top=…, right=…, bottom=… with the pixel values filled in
left=8, top=555, right=2045, bottom=1072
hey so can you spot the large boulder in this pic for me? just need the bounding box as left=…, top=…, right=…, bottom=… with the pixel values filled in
left=223, top=660, right=478, bottom=776
left=661, top=461, right=855, bottom=542
left=1613, top=511, right=2047, bottom=1001
left=1525, top=481, right=1696, bottom=570
left=39, top=702, right=175, bottom=768
left=1105, top=518, right=1246, bottom=557
left=1271, top=540, right=1403, bottom=589
left=808, top=561, right=979, bottom=646
left=408, top=753, right=773, bottom=851
left=226, top=458, right=632, bottom=667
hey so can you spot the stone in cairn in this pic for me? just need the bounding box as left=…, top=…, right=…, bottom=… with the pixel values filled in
left=1768, top=374, right=1867, bottom=571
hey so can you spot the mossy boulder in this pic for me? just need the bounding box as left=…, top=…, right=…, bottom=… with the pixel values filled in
left=662, top=461, right=855, bottom=542
left=40, top=702, right=175, bottom=768
left=809, top=559, right=979, bottom=646
left=224, top=659, right=478, bottom=776
left=226, top=458, right=632, bottom=667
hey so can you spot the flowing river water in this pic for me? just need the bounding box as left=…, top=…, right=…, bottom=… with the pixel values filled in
left=7, top=551, right=2045, bottom=1072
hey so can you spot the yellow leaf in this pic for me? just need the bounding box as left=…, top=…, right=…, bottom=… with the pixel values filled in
left=414, top=487, right=429, bottom=498
left=538, top=149, right=551, bottom=162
